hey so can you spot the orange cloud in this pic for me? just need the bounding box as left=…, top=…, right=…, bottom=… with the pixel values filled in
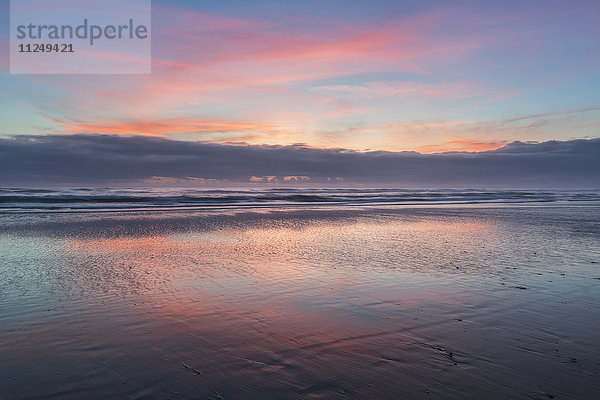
left=283, top=176, right=310, bottom=182
left=50, top=117, right=281, bottom=137
left=415, top=138, right=508, bottom=153
left=249, top=176, right=278, bottom=183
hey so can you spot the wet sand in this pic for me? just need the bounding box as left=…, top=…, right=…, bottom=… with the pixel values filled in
left=1, top=206, right=599, bottom=399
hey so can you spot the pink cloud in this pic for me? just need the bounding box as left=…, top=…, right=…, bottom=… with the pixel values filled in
left=28, top=4, right=493, bottom=130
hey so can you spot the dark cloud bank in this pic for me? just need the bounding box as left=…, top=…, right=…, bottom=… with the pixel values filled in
left=0, top=134, right=598, bottom=187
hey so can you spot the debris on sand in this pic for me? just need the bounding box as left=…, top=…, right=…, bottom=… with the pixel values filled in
left=209, top=391, right=224, bottom=400
left=181, top=361, right=201, bottom=375
left=432, top=345, right=457, bottom=363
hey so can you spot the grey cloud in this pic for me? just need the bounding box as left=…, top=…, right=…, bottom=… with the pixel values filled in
left=0, top=134, right=598, bottom=187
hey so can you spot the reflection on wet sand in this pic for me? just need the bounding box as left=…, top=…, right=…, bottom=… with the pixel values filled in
left=1, top=207, right=599, bottom=399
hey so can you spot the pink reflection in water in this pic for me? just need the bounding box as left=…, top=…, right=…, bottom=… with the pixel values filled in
left=1, top=208, right=599, bottom=399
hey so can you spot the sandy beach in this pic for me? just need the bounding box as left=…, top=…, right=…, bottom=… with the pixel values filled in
left=1, top=204, right=599, bottom=399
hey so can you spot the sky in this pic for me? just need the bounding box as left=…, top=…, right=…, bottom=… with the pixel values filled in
left=0, top=0, right=599, bottom=186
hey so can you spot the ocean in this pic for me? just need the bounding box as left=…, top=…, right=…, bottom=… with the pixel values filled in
left=1, top=187, right=599, bottom=211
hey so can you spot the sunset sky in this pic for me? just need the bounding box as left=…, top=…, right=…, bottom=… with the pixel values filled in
left=1, top=0, right=599, bottom=154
